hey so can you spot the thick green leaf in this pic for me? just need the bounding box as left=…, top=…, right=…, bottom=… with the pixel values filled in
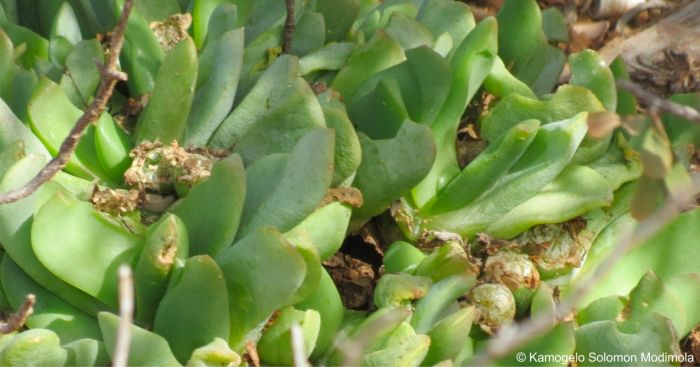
left=49, top=2, right=81, bottom=64
left=575, top=274, right=683, bottom=367
left=332, top=32, right=405, bottom=99
left=284, top=202, right=352, bottom=261
left=317, top=90, right=362, bottom=186
left=299, top=42, right=355, bottom=75
left=413, top=242, right=478, bottom=282
left=238, top=129, right=334, bottom=238
left=364, top=334, right=430, bottom=367
left=483, top=56, right=536, bottom=99
left=169, top=154, right=245, bottom=256
left=348, top=79, right=408, bottom=139
left=570, top=49, right=617, bottom=112
left=385, top=12, right=433, bottom=50
left=496, top=0, right=548, bottom=83
left=425, top=113, right=588, bottom=237
left=291, top=12, right=325, bottom=56
left=383, top=241, right=426, bottom=274
left=187, top=338, right=241, bottom=367
left=209, top=56, right=325, bottom=163
left=0, top=98, right=49, bottom=158
left=134, top=0, right=180, bottom=22
left=120, top=8, right=164, bottom=96
left=62, top=40, right=103, bottom=107
left=566, top=208, right=700, bottom=309
left=0, top=155, right=111, bottom=316
left=486, top=164, right=614, bottom=238
left=423, top=306, right=475, bottom=365
left=315, top=0, right=359, bottom=42
left=0, top=329, right=67, bottom=366
left=0, top=21, right=48, bottom=68
left=134, top=213, right=189, bottom=326
left=241, top=0, right=285, bottom=46
left=542, top=8, right=569, bottom=42
left=216, top=227, right=307, bottom=348
left=94, top=112, right=133, bottom=183
left=135, top=36, right=197, bottom=143
left=193, top=0, right=232, bottom=48
left=1, top=256, right=102, bottom=343
left=491, top=323, right=575, bottom=366
left=418, top=0, right=474, bottom=54
left=480, top=85, right=604, bottom=142
left=430, top=119, right=540, bottom=213
left=153, top=255, right=229, bottom=363
left=63, top=339, right=109, bottom=367
left=258, top=307, right=321, bottom=365
left=411, top=17, right=497, bottom=208
left=662, top=93, right=700, bottom=146
left=0, top=29, right=13, bottom=102
left=373, top=273, right=432, bottom=309
left=27, top=77, right=112, bottom=182
left=411, top=275, right=476, bottom=333
left=296, top=268, right=345, bottom=360
left=609, top=57, right=638, bottom=116
left=185, top=28, right=244, bottom=147
left=352, top=121, right=435, bottom=224
left=197, top=3, right=237, bottom=85
left=98, top=312, right=181, bottom=366
left=32, top=193, right=143, bottom=308
left=528, top=43, right=566, bottom=96
left=226, top=78, right=327, bottom=164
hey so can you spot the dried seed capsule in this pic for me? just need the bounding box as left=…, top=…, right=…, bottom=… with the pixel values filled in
left=483, top=251, right=540, bottom=291
left=468, top=283, right=516, bottom=335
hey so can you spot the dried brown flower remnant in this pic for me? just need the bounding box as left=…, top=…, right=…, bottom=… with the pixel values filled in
left=483, top=251, right=540, bottom=291
left=150, top=14, right=192, bottom=51
left=124, top=141, right=223, bottom=196
left=90, top=187, right=141, bottom=216
left=468, top=283, right=516, bottom=336
left=520, top=221, right=589, bottom=279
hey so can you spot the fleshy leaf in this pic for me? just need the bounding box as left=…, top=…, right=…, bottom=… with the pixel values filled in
left=216, top=227, right=307, bottom=348
left=32, top=192, right=143, bottom=308
left=153, top=255, right=230, bottom=363
left=98, top=312, right=181, bottom=366
left=237, top=129, right=334, bottom=238
left=169, top=154, right=245, bottom=256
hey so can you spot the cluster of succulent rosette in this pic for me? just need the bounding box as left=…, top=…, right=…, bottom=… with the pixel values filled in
left=0, top=0, right=699, bottom=365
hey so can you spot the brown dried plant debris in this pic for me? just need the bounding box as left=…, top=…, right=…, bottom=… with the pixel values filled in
left=244, top=341, right=261, bottom=367
left=681, top=325, right=700, bottom=367
left=124, top=141, right=227, bottom=195
left=320, top=187, right=364, bottom=208
left=417, top=230, right=465, bottom=250
left=89, top=186, right=141, bottom=216
left=325, top=253, right=377, bottom=310
left=150, top=13, right=192, bottom=51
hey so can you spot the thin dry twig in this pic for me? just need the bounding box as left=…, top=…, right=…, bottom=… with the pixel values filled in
left=0, top=294, right=36, bottom=334
left=617, top=79, right=700, bottom=124
left=472, top=181, right=700, bottom=366
left=113, top=265, right=134, bottom=367
left=282, top=0, right=296, bottom=53
left=291, top=323, right=311, bottom=367
left=0, top=0, right=133, bottom=205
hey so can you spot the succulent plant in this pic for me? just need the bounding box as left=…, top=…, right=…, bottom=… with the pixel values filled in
left=0, top=0, right=699, bottom=366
